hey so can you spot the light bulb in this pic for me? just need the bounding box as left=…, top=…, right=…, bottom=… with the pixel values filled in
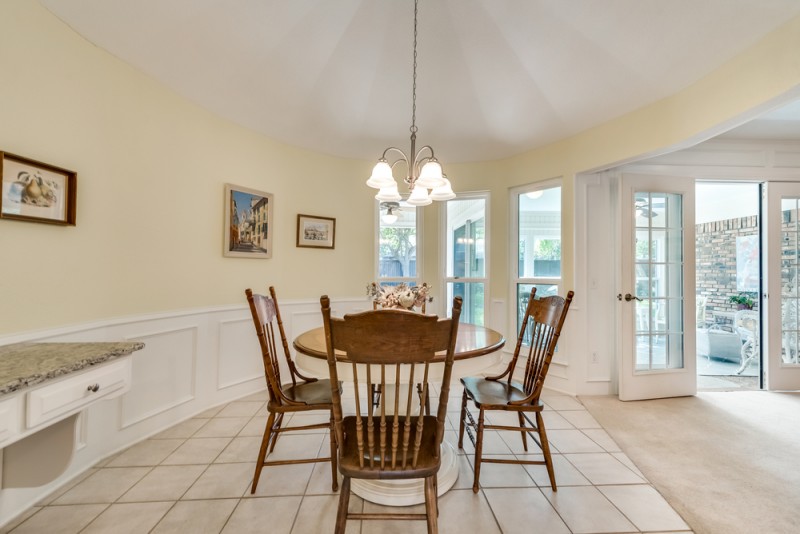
left=367, top=161, right=395, bottom=188
left=415, top=160, right=445, bottom=189
left=429, top=178, right=456, bottom=201
left=407, top=185, right=432, bottom=206
left=375, top=183, right=401, bottom=202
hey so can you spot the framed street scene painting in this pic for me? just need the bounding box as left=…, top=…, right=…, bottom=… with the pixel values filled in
left=224, top=183, right=274, bottom=258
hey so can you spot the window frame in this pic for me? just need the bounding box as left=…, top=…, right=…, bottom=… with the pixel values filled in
left=440, top=191, right=490, bottom=324
left=511, top=180, right=563, bottom=336
left=374, top=198, right=423, bottom=288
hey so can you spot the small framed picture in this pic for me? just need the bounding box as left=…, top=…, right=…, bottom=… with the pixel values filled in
left=224, top=183, right=274, bottom=259
left=0, top=152, right=77, bottom=225
left=296, top=214, right=335, bottom=249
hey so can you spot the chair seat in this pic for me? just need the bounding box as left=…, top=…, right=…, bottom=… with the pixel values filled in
left=279, top=379, right=337, bottom=406
left=338, top=415, right=441, bottom=479
left=461, top=376, right=540, bottom=409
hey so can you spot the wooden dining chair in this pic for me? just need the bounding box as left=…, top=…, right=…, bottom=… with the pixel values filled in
left=245, top=287, right=338, bottom=494
left=320, top=295, right=462, bottom=534
left=371, top=287, right=430, bottom=414
left=458, top=288, right=574, bottom=492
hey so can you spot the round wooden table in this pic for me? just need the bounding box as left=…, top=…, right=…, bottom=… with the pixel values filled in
left=293, top=322, right=505, bottom=506
left=293, top=322, right=505, bottom=362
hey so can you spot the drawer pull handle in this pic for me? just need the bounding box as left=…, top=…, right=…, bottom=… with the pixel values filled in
left=87, top=384, right=100, bottom=393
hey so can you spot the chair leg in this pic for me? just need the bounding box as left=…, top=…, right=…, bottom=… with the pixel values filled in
left=251, top=411, right=275, bottom=494
left=268, top=412, right=283, bottom=453
left=424, top=475, right=438, bottom=534
left=329, top=415, right=339, bottom=491
left=457, top=389, right=468, bottom=448
left=472, top=409, right=485, bottom=493
left=536, top=411, right=557, bottom=491
left=335, top=476, right=351, bottom=534
left=518, top=412, right=528, bottom=452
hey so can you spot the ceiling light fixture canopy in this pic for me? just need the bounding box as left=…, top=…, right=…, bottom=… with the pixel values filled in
left=381, top=202, right=400, bottom=224
left=366, top=0, right=455, bottom=206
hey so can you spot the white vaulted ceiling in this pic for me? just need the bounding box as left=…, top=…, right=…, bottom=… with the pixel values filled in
left=39, top=0, right=800, bottom=162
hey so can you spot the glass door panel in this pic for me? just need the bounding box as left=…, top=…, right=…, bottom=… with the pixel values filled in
left=633, top=192, right=685, bottom=371
left=620, top=174, right=696, bottom=401
left=766, top=186, right=800, bottom=391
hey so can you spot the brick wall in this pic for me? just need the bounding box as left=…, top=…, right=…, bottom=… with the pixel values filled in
left=695, top=215, right=759, bottom=320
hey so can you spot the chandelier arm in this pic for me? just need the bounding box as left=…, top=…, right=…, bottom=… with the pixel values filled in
left=411, top=145, right=436, bottom=169
left=380, top=147, right=411, bottom=167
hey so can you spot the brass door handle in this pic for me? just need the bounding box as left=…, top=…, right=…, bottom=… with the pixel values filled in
left=617, top=293, right=643, bottom=302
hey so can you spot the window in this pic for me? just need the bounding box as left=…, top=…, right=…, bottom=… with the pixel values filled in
left=377, top=200, right=420, bottom=288
left=514, top=184, right=561, bottom=337
left=444, top=194, right=488, bottom=324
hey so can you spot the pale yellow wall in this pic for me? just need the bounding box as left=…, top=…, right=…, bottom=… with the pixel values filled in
left=0, top=0, right=375, bottom=335
left=3, top=1, right=800, bottom=336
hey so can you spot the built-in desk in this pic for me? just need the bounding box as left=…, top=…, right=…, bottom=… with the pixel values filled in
left=0, top=342, right=144, bottom=488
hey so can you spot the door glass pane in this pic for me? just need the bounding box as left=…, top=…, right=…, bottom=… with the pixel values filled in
left=634, top=192, right=685, bottom=371
left=781, top=197, right=800, bottom=365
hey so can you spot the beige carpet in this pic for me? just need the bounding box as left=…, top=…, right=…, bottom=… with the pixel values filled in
left=580, top=391, right=800, bottom=534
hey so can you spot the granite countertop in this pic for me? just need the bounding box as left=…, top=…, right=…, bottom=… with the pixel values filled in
left=0, top=342, right=145, bottom=396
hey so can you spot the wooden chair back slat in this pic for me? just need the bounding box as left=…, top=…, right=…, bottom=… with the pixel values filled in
left=517, top=290, right=574, bottom=401
left=321, top=295, right=461, bottom=473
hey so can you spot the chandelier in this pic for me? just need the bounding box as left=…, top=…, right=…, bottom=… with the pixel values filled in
left=365, top=0, right=455, bottom=206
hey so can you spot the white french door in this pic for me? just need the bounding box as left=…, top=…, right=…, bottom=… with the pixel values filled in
left=619, top=174, right=696, bottom=401
left=763, top=182, right=800, bottom=390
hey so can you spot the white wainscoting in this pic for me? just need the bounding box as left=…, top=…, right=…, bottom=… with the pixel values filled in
left=0, top=296, right=370, bottom=528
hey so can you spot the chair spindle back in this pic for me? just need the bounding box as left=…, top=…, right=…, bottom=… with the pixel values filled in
left=321, top=296, right=461, bottom=472
left=507, top=289, right=574, bottom=402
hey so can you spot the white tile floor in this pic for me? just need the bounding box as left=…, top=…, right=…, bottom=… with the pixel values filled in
left=1, top=386, right=693, bottom=533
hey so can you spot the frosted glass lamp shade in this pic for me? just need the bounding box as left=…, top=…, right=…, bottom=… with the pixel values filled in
left=407, top=184, right=432, bottom=206
left=429, top=178, right=456, bottom=201
left=367, top=161, right=395, bottom=188
left=381, top=212, right=398, bottom=224
left=375, top=183, right=402, bottom=202
left=525, top=190, right=544, bottom=199
left=415, top=160, right=445, bottom=189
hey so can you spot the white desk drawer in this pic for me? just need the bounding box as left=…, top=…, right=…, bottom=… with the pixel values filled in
left=27, top=358, right=131, bottom=429
left=0, top=396, right=19, bottom=446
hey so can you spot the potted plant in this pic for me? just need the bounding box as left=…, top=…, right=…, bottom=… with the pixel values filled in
left=729, top=292, right=756, bottom=310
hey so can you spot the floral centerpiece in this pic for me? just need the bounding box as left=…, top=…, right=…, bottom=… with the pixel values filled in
left=367, top=282, right=432, bottom=311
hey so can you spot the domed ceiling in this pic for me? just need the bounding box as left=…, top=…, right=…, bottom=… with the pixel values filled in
left=40, top=0, right=800, bottom=162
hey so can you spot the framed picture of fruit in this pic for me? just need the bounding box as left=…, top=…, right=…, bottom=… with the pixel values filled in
left=0, top=152, right=77, bottom=225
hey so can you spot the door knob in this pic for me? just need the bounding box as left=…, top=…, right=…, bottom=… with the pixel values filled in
left=624, top=293, right=642, bottom=302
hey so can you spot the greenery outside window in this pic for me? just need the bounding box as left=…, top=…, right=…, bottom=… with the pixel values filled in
left=377, top=199, right=419, bottom=289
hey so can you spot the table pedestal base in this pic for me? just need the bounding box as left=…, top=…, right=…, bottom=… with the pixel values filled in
left=350, top=442, right=459, bottom=506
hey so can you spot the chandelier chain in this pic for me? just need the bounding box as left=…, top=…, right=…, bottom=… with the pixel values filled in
left=410, top=0, right=418, bottom=135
